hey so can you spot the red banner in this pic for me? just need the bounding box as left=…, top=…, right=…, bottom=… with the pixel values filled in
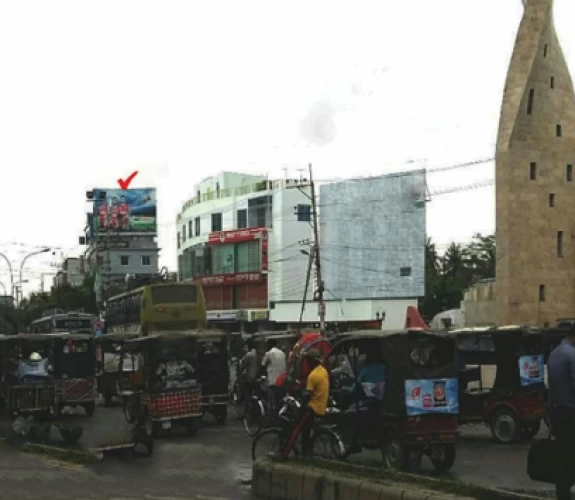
left=193, top=272, right=263, bottom=287
left=208, top=227, right=267, bottom=245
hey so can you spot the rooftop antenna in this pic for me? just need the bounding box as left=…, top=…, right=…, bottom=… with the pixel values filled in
left=281, top=166, right=288, bottom=179
left=296, top=167, right=305, bottom=182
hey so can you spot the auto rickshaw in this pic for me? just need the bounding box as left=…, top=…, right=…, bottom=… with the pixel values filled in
left=194, top=330, right=229, bottom=424
left=121, top=331, right=203, bottom=437
left=95, top=332, right=139, bottom=406
left=328, top=329, right=459, bottom=472
left=452, top=326, right=546, bottom=443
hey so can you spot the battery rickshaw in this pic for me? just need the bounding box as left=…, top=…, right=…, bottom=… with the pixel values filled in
left=96, top=332, right=139, bottom=406
left=328, top=329, right=459, bottom=472
left=121, top=331, right=203, bottom=437
left=195, top=330, right=229, bottom=424
left=452, top=326, right=546, bottom=443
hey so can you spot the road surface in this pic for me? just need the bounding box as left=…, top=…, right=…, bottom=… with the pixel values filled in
left=0, top=407, right=553, bottom=499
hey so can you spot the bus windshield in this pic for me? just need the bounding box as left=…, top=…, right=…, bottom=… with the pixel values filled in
left=151, top=285, right=197, bottom=304
left=56, top=319, right=92, bottom=331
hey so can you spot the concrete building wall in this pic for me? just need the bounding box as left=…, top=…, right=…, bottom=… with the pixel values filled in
left=496, top=0, right=575, bottom=326
left=461, top=280, right=496, bottom=327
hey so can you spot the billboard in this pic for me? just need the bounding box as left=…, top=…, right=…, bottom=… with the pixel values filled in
left=92, top=188, right=156, bottom=235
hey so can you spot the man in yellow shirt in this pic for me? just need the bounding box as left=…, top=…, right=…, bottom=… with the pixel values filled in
left=286, top=348, right=329, bottom=454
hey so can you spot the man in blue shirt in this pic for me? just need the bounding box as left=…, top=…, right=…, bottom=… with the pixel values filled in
left=547, top=328, right=575, bottom=500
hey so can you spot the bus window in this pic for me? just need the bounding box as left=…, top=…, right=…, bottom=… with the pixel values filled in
left=151, top=285, right=197, bottom=304
left=56, top=319, right=91, bottom=331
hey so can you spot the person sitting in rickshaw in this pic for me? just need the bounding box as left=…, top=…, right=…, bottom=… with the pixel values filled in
left=155, top=358, right=196, bottom=390
left=350, top=354, right=386, bottom=401
left=18, top=352, right=52, bottom=382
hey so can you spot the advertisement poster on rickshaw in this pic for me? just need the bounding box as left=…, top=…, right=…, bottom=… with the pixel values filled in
left=405, top=378, right=458, bottom=416
left=519, top=354, right=544, bottom=386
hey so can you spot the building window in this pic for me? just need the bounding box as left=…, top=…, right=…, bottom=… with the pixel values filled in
left=120, top=256, right=129, bottom=266
left=558, top=231, right=564, bottom=257
left=196, top=189, right=201, bottom=201
left=142, top=256, right=151, bottom=266
left=557, top=124, right=562, bottom=137
left=211, top=213, right=222, bottom=232
left=400, top=266, right=412, bottom=277
left=530, top=162, right=537, bottom=180
left=177, top=233, right=181, bottom=249
left=237, top=209, right=247, bottom=229
left=195, top=217, right=201, bottom=235
left=527, top=89, right=534, bottom=115
left=539, top=284, right=546, bottom=302
left=182, top=225, right=186, bottom=243
left=216, top=182, right=220, bottom=198
left=188, top=220, right=193, bottom=238
left=549, top=193, right=555, bottom=207
left=236, top=240, right=261, bottom=273
left=212, top=243, right=235, bottom=274
left=551, top=76, right=555, bottom=89
left=544, top=44, right=548, bottom=57
left=296, top=204, right=312, bottom=222
left=567, top=164, right=573, bottom=182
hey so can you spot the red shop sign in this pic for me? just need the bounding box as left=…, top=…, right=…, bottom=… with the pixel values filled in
left=193, top=272, right=263, bottom=286
left=208, top=227, right=267, bottom=245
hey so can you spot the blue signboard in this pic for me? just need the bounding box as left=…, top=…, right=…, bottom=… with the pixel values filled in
left=405, top=378, right=459, bottom=416
left=519, top=354, right=544, bottom=386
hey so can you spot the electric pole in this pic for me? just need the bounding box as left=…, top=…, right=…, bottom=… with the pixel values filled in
left=300, top=245, right=315, bottom=323
left=309, top=163, right=325, bottom=331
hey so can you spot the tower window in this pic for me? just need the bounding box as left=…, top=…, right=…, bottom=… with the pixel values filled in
left=558, top=230, right=564, bottom=257
left=539, top=285, right=546, bottom=302
left=551, top=77, right=555, bottom=89
left=567, top=164, right=573, bottom=182
left=557, top=124, right=563, bottom=137
left=544, top=44, right=548, bottom=57
left=527, top=89, right=535, bottom=114
left=530, top=162, right=537, bottom=180
left=549, top=193, right=555, bottom=207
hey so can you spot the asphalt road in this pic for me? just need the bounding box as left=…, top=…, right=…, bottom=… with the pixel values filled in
left=0, top=406, right=555, bottom=499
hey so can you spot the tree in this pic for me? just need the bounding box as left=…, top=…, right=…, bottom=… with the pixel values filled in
left=465, top=233, right=496, bottom=281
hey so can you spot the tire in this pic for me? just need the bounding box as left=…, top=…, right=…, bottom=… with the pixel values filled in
left=251, top=428, right=287, bottom=462
left=60, top=427, right=84, bottom=444
left=133, top=420, right=154, bottom=457
left=309, top=427, right=345, bottom=461
left=520, top=419, right=541, bottom=440
left=381, top=431, right=407, bottom=471
left=430, top=443, right=456, bottom=473
left=123, top=397, right=136, bottom=424
left=490, top=409, right=519, bottom=443
left=243, top=398, right=264, bottom=437
left=231, top=384, right=246, bottom=419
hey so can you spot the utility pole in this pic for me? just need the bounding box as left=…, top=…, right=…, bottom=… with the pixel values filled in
left=309, top=163, right=325, bottom=331
left=300, top=245, right=315, bottom=323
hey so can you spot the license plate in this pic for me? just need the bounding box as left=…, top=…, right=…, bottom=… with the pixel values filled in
left=162, top=422, right=172, bottom=430
left=431, top=446, right=444, bottom=460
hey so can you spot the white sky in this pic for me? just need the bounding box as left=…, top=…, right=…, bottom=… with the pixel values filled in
left=0, top=0, right=573, bottom=298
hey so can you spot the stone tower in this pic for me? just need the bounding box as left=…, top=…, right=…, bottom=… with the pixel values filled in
left=496, top=0, right=575, bottom=326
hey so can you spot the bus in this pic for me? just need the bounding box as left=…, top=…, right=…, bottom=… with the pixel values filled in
left=105, top=282, right=207, bottom=335
left=30, top=310, right=96, bottom=334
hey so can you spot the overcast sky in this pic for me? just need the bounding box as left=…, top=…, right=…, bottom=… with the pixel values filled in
left=0, top=0, right=573, bottom=297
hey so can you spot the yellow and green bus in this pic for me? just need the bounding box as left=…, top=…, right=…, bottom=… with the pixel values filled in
left=105, top=283, right=207, bottom=335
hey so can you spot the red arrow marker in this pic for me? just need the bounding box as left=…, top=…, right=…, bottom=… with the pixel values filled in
left=117, top=171, right=139, bottom=190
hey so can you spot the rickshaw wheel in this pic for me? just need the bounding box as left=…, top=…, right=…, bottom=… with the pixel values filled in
left=430, top=443, right=456, bottom=473
left=490, top=409, right=519, bottom=443
left=381, top=431, right=407, bottom=471
left=123, top=397, right=137, bottom=424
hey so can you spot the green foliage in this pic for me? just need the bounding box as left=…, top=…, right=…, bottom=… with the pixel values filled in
left=420, top=233, right=495, bottom=321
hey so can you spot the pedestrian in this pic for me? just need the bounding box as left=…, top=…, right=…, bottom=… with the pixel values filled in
left=286, top=348, right=329, bottom=454
left=240, top=338, right=258, bottom=398
left=262, top=339, right=286, bottom=412
left=547, top=325, right=575, bottom=500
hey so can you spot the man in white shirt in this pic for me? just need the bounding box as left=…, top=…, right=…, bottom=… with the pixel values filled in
left=262, top=339, right=286, bottom=412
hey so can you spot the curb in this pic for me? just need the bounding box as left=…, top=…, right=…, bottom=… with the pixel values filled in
left=252, top=460, right=474, bottom=500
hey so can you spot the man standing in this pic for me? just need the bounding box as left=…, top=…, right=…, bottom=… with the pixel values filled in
left=118, top=195, right=130, bottom=231
left=547, top=326, right=575, bottom=500
left=240, top=339, right=258, bottom=398
left=262, top=339, right=286, bottom=412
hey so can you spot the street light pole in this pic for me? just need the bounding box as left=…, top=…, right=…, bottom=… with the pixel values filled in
left=0, top=251, right=14, bottom=297
left=0, top=281, right=6, bottom=295
left=19, top=248, right=50, bottom=306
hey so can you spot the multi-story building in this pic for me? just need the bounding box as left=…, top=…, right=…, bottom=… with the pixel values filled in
left=496, top=0, right=575, bottom=326
left=176, top=172, right=313, bottom=331
left=53, top=257, right=85, bottom=288
left=297, top=169, right=426, bottom=331
left=81, top=187, right=160, bottom=304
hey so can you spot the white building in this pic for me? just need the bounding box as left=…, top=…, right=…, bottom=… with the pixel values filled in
left=53, top=257, right=85, bottom=288
left=176, top=171, right=313, bottom=331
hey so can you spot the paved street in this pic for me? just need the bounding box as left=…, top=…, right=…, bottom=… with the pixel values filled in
left=0, top=406, right=555, bottom=499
